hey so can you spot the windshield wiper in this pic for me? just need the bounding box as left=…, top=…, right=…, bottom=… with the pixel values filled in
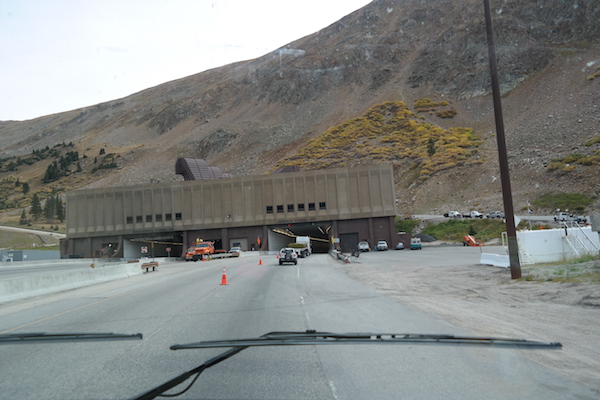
left=131, top=330, right=561, bottom=400
left=171, top=331, right=562, bottom=350
left=0, top=332, right=142, bottom=344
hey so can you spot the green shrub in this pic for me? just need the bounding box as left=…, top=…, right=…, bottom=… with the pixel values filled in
left=435, top=109, right=457, bottom=118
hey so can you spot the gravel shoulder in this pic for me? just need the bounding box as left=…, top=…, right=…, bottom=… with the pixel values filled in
left=335, top=252, right=600, bottom=393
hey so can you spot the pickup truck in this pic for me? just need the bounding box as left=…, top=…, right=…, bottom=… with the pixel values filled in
left=554, top=212, right=587, bottom=223
left=463, top=211, right=483, bottom=218
left=486, top=211, right=505, bottom=219
left=444, top=211, right=462, bottom=218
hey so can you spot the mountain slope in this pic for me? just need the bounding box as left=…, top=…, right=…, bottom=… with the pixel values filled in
left=0, top=0, right=599, bottom=215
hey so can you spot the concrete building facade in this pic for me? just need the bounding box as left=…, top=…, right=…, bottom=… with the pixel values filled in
left=61, top=164, right=398, bottom=258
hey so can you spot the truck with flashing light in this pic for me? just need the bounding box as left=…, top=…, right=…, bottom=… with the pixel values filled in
left=185, top=240, right=215, bottom=261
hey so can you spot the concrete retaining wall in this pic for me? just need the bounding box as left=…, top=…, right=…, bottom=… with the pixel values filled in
left=479, top=253, right=509, bottom=268
left=0, top=261, right=144, bottom=304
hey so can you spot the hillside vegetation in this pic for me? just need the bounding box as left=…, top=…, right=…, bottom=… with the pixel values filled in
left=0, top=0, right=599, bottom=218
left=274, top=100, right=483, bottom=184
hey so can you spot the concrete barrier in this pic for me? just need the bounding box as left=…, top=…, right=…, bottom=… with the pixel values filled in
left=480, top=253, right=509, bottom=268
left=0, top=261, right=144, bottom=304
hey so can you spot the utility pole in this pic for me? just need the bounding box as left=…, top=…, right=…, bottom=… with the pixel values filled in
left=483, top=0, right=522, bottom=279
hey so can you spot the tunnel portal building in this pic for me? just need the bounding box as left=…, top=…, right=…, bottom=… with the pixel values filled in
left=62, top=164, right=398, bottom=258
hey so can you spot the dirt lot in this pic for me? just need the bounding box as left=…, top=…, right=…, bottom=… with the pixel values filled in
left=336, top=252, right=600, bottom=393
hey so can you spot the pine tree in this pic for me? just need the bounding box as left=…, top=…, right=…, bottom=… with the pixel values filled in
left=427, top=137, right=436, bottom=157
left=20, top=209, right=27, bottom=225
left=30, top=193, right=42, bottom=220
left=44, top=195, right=57, bottom=221
left=56, top=197, right=65, bottom=222
left=22, top=182, right=30, bottom=194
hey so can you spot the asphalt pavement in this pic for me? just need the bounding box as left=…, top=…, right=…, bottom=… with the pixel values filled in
left=0, top=252, right=595, bottom=399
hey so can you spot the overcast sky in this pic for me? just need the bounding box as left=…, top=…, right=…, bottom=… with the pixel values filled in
left=0, top=0, right=372, bottom=121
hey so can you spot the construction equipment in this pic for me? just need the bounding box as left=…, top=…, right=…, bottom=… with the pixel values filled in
left=463, top=235, right=483, bottom=247
left=185, top=239, right=215, bottom=261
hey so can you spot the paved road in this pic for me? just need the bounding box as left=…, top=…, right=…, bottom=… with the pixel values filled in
left=0, top=224, right=66, bottom=239
left=0, top=252, right=595, bottom=399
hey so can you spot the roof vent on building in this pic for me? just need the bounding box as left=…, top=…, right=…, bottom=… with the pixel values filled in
left=273, top=165, right=301, bottom=174
left=175, top=158, right=231, bottom=180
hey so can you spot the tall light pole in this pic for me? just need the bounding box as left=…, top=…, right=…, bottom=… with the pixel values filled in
left=483, top=0, right=522, bottom=279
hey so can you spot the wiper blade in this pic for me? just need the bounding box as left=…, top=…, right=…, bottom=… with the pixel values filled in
left=131, top=331, right=560, bottom=400
left=0, top=332, right=143, bottom=344
left=171, top=331, right=562, bottom=350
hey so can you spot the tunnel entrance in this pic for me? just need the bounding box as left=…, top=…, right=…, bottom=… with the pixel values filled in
left=269, top=221, right=331, bottom=253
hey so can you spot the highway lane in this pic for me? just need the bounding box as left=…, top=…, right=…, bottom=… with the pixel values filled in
left=0, top=252, right=595, bottom=399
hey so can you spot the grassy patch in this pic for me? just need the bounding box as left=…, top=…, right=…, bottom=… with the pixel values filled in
left=520, top=256, right=600, bottom=284
left=422, top=219, right=506, bottom=242
left=0, top=231, right=58, bottom=249
left=531, top=193, right=595, bottom=214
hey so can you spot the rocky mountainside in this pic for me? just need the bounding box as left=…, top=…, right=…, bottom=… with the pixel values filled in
left=1, top=0, right=599, bottom=215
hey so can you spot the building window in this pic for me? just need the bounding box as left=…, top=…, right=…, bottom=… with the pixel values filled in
left=287, top=204, right=294, bottom=212
left=276, top=205, right=284, bottom=213
left=308, top=202, right=316, bottom=211
left=319, top=202, right=327, bottom=210
left=146, top=215, right=152, bottom=222
left=165, top=213, right=172, bottom=221
left=298, top=203, right=305, bottom=211
left=126, top=216, right=133, bottom=224
left=266, top=206, right=273, bottom=214
left=175, top=213, right=182, bottom=221
left=136, top=215, right=143, bottom=223
left=155, top=214, right=162, bottom=222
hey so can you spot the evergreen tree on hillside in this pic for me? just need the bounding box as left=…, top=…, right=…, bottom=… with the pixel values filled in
left=20, top=209, right=27, bottom=225
left=56, top=197, right=65, bottom=222
left=30, top=193, right=42, bottom=220
left=44, top=196, right=56, bottom=221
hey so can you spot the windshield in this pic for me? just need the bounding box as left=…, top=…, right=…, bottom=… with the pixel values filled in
left=1, top=0, right=599, bottom=399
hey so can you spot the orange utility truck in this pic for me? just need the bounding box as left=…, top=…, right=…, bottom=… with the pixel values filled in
left=185, top=240, right=215, bottom=261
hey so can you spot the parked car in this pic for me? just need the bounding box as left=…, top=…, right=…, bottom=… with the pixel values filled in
left=229, top=247, right=242, bottom=257
left=395, top=242, right=404, bottom=250
left=357, top=241, right=371, bottom=252
left=486, top=211, right=505, bottom=219
left=376, top=240, right=388, bottom=251
left=279, top=248, right=298, bottom=265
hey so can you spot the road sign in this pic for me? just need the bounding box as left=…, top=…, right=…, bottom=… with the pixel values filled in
left=141, top=246, right=148, bottom=254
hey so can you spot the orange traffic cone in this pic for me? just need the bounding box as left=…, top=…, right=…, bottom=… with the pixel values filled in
left=259, top=258, right=263, bottom=265
left=220, top=266, right=228, bottom=285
